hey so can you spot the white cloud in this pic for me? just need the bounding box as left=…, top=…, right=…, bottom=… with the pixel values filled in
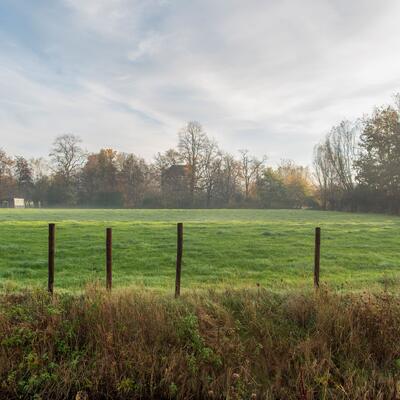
left=1, top=0, right=400, bottom=165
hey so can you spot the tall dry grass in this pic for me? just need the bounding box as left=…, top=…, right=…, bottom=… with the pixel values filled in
left=0, top=286, right=400, bottom=399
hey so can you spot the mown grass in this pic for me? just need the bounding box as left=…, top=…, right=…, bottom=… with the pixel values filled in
left=1, top=286, right=400, bottom=399
left=0, top=209, right=399, bottom=292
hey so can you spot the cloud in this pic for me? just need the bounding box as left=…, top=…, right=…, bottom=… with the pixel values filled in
left=1, top=0, right=400, bottom=165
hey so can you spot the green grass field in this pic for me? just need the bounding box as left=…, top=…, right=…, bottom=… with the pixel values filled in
left=0, top=209, right=399, bottom=292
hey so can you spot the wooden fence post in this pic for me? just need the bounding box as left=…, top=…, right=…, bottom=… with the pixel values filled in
left=175, top=223, right=183, bottom=298
left=314, top=227, right=321, bottom=289
left=106, top=228, right=112, bottom=291
left=48, top=223, right=55, bottom=294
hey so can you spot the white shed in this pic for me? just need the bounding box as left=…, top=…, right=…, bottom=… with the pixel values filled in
left=13, top=198, right=25, bottom=208
left=1, top=198, right=25, bottom=208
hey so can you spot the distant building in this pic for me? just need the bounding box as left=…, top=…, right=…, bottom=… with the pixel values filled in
left=161, top=165, right=191, bottom=207
left=0, top=198, right=25, bottom=208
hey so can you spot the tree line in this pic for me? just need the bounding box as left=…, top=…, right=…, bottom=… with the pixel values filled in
left=0, top=94, right=399, bottom=212
left=0, top=121, right=314, bottom=209
left=313, top=94, right=400, bottom=214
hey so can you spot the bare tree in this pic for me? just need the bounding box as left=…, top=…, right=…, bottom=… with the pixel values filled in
left=219, top=153, right=241, bottom=206
left=313, top=142, right=335, bottom=210
left=29, top=157, right=50, bottom=206
left=325, top=121, right=358, bottom=193
left=201, top=140, right=221, bottom=207
left=0, top=148, right=13, bottom=180
left=178, top=121, right=210, bottom=204
left=48, top=134, right=85, bottom=205
left=239, top=149, right=266, bottom=200
left=313, top=120, right=358, bottom=210
left=30, top=158, right=50, bottom=183
left=49, top=134, right=85, bottom=183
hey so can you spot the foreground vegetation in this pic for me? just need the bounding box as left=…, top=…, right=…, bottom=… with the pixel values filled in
left=0, top=287, right=400, bottom=399
left=0, top=209, right=400, bottom=291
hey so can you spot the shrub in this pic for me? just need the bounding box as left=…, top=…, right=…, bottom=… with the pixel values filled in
left=0, top=287, right=399, bottom=399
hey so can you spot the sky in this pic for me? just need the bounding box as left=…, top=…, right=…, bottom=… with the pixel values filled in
left=1, top=0, right=400, bottom=166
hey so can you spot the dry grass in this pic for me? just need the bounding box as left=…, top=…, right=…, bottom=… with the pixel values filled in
left=1, top=286, right=400, bottom=399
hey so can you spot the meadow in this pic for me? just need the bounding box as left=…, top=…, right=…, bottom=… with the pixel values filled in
left=1, top=209, right=400, bottom=399
left=0, top=208, right=399, bottom=292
